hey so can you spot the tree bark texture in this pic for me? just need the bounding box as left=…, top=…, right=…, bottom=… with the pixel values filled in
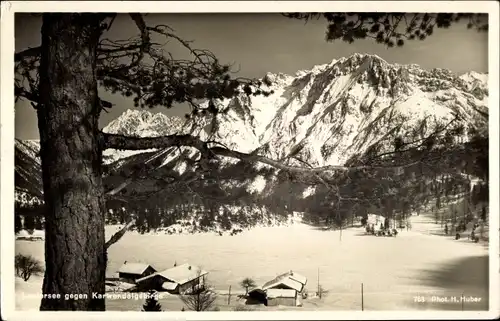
left=37, top=13, right=106, bottom=311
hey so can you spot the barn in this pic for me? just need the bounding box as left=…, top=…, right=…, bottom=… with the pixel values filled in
left=248, top=270, right=307, bottom=307
left=136, top=263, right=208, bottom=294
left=117, top=261, right=157, bottom=284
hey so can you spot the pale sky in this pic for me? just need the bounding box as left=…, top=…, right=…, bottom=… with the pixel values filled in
left=14, top=13, right=488, bottom=140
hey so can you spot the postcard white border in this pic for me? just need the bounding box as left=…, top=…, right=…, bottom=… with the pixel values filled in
left=1, top=1, right=499, bottom=320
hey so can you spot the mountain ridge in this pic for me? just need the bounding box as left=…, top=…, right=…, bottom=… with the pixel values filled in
left=183, top=53, right=487, bottom=167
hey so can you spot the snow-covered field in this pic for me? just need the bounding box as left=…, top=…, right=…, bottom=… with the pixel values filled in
left=15, top=214, right=489, bottom=311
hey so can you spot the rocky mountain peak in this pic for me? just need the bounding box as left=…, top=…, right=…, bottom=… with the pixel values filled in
left=103, top=109, right=186, bottom=137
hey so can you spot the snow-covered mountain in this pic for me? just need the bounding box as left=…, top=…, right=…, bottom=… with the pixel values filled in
left=186, top=53, right=487, bottom=167
left=101, top=109, right=191, bottom=164
left=98, top=54, right=488, bottom=170
left=15, top=53, right=488, bottom=216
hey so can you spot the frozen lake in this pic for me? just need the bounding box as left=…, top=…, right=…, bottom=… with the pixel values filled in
left=15, top=215, right=489, bottom=311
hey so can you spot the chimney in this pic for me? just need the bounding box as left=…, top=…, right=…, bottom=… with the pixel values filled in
left=174, top=261, right=177, bottom=267
left=124, top=260, right=127, bottom=264
left=188, top=265, right=192, bottom=270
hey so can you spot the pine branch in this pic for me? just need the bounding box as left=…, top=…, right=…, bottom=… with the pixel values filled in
left=104, top=219, right=135, bottom=250
left=362, top=116, right=459, bottom=164
left=101, top=132, right=421, bottom=174
left=105, top=173, right=205, bottom=203
left=106, top=178, right=134, bottom=196
left=15, top=47, right=41, bottom=62
left=102, top=132, right=205, bottom=151
left=15, top=14, right=271, bottom=109
left=284, top=13, right=488, bottom=47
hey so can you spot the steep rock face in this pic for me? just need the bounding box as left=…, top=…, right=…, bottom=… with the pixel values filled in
left=190, top=53, right=487, bottom=167
left=15, top=53, right=488, bottom=213
left=15, top=139, right=43, bottom=207
left=103, top=109, right=186, bottom=137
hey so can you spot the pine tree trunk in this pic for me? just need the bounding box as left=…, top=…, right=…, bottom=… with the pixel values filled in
left=38, top=13, right=106, bottom=311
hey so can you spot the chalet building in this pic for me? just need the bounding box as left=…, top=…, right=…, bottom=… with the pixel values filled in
left=118, top=261, right=157, bottom=284
left=136, top=263, right=208, bottom=294
left=248, top=270, right=307, bottom=307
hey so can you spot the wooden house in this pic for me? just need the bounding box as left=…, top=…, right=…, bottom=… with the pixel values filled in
left=117, top=261, right=157, bottom=284
left=136, top=263, right=208, bottom=294
left=248, top=270, right=307, bottom=307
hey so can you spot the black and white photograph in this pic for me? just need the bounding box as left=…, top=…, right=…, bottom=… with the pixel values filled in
left=1, top=1, right=499, bottom=319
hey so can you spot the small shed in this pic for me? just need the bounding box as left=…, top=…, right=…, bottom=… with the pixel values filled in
left=136, top=263, right=208, bottom=294
left=118, top=261, right=157, bottom=284
left=266, top=289, right=297, bottom=307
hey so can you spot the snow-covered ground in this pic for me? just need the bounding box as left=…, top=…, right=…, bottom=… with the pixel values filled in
left=15, top=214, right=488, bottom=311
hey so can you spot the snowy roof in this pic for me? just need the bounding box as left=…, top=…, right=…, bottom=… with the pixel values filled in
left=160, top=263, right=208, bottom=284
left=271, top=277, right=303, bottom=292
left=137, top=263, right=208, bottom=285
left=161, top=281, right=178, bottom=291
left=266, top=289, right=296, bottom=299
left=248, top=287, right=265, bottom=295
left=16, top=230, right=30, bottom=237
left=118, top=262, right=155, bottom=275
left=288, top=271, right=307, bottom=285
left=262, top=271, right=305, bottom=292
left=262, top=272, right=305, bottom=292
